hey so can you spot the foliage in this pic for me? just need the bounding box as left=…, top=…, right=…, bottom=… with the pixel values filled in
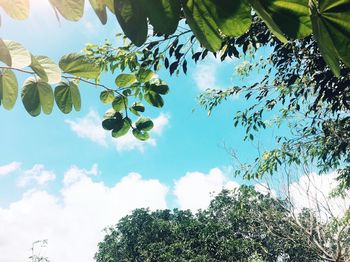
left=95, top=186, right=350, bottom=261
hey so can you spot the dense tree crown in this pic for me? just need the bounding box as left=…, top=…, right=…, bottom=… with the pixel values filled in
left=95, top=187, right=350, bottom=262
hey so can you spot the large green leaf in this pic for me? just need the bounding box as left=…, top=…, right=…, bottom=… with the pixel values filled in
left=318, top=0, right=350, bottom=68
left=183, top=0, right=223, bottom=51
left=115, top=73, right=136, bottom=87
left=90, top=0, right=108, bottom=24
left=49, top=0, right=84, bottom=21
left=59, top=53, right=101, bottom=80
left=54, top=81, right=81, bottom=114
left=114, top=0, right=148, bottom=46
left=0, top=0, right=29, bottom=20
left=34, top=56, right=61, bottom=84
left=136, top=69, right=154, bottom=83
left=249, top=0, right=288, bottom=43
left=30, top=55, right=48, bottom=82
left=140, top=0, right=181, bottom=35
left=258, top=0, right=312, bottom=39
left=21, top=78, right=54, bottom=116
left=112, top=95, right=128, bottom=111
left=202, top=0, right=252, bottom=37
left=100, top=90, right=115, bottom=104
left=132, top=128, right=150, bottom=141
left=144, top=91, right=164, bottom=108
left=0, top=69, right=18, bottom=110
left=135, top=117, right=154, bottom=132
left=4, top=40, right=31, bottom=69
left=0, top=38, right=11, bottom=66
left=112, top=117, right=131, bottom=138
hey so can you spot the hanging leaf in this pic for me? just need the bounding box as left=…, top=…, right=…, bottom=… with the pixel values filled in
left=4, top=40, right=31, bottom=69
left=34, top=56, right=61, bottom=84
left=49, top=0, right=84, bottom=21
left=102, top=110, right=123, bottom=130
left=258, top=0, right=312, bottom=39
left=132, top=128, right=150, bottom=141
left=22, top=78, right=54, bottom=116
left=59, top=53, right=101, bottom=80
left=149, top=83, right=169, bottom=95
left=183, top=0, right=223, bottom=51
left=135, top=117, right=154, bottom=132
left=112, top=117, right=131, bottom=138
left=140, top=0, right=181, bottom=35
left=112, top=95, right=128, bottom=111
left=203, top=0, right=252, bottom=37
left=144, top=91, right=164, bottom=108
left=114, top=0, right=148, bottom=46
left=0, top=0, right=29, bottom=20
left=89, top=0, right=108, bottom=24
left=0, top=38, right=12, bottom=66
left=0, top=69, right=18, bottom=110
left=136, top=69, right=155, bottom=82
left=105, top=0, right=114, bottom=13
left=100, top=90, right=115, bottom=104
left=115, top=74, right=136, bottom=87
left=130, top=102, right=145, bottom=116
left=30, top=55, right=48, bottom=82
left=54, top=81, right=81, bottom=114
left=249, top=0, right=288, bottom=43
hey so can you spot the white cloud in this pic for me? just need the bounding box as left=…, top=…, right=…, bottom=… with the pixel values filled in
left=0, top=165, right=168, bottom=262
left=288, top=172, right=350, bottom=220
left=0, top=162, right=21, bottom=176
left=173, top=168, right=239, bottom=212
left=17, top=164, right=56, bottom=188
left=113, top=113, right=170, bottom=152
left=254, top=183, right=277, bottom=198
left=65, top=110, right=107, bottom=147
left=66, top=110, right=170, bottom=152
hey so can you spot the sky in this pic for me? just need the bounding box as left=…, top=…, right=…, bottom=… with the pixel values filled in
left=0, top=1, right=348, bottom=262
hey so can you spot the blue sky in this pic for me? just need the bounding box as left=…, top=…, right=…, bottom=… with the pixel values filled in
left=0, top=2, right=338, bottom=262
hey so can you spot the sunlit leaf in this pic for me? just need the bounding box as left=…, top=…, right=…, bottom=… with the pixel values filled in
left=136, top=117, right=154, bottom=132
left=59, top=53, right=101, bottom=80
left=89, top=0, right=108, bottom=24
left=0, top=69, right=18, bottom=110
left=0, top=38, right=11, bottom=66
left=22, top=78, right=54, bottom=116
left=144, top=91, right=164, bottom=108
left=49, top=0, right=84, bottom=21
left=0, top=0, right=29, bottom=20
left=114, top=0, right=148, bottom=46
left=112, top=117, right=131, bottom=138
left=34, top=56, right=61, bottom=84
left=112, top=95, right=128, bottom=111
left=100, top=90, right=115, bottom=104
left=54, top=81, right=81, bottom=114
left=136, top=69, right=154, bottom=83
left=132, top=128, right=149, bottom=141
left=4, top=40, right=31, bottom=69
left=115, top=74, right=136, bottom=87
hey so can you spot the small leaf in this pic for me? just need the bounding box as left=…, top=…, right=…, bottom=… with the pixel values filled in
left=144, top=91, right=164, bottom=108
left=100, top=90, right=115, bottom=104
left=112, top=117, right=131, bottom=138
left=132, top=128, right=150, bottom=141
left=112, top=95, right=128, bottom=111
left=136, top=69, right=155, bottom=82
left=136, top=117, right=154, bottom=131
left=54, top=81, right=81, bottom=113
left=115, top=74, right=136, bottom=87
left=130, top=102, right=145, bottom=116
left=0, top=69, right=18, bottom=110
left=59, top=53, right=101, bottom=80
left=22, top=78, right=54, bottom=116
left=102, top=112, right=123, bottom=130
left=150, top=84, right=169, bottom=95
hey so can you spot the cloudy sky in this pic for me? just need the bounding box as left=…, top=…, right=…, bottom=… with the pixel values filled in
left=0, top=1, right=347, bottom=262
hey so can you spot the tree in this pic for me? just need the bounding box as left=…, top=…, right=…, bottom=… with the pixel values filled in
left=95, top=186, right=350, bottom=261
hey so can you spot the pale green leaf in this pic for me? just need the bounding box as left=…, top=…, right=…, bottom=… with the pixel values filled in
left=89, top=0, right=108, bottom=24
left=115, top=74, right=136, bottom=87
left=49, top=0, right=84, bottom=21
left=136, top=69, right=154, bottom=83
left=0, top=0, right=29, bottom=20
left=0, top=69, right=18, bottom=110
left=100, top=90, right=115, bottom=104
left=0, top=38, right=11, bottom=66
left=34, top=56, right=61, bottom=84
left=4, top=40, right=31, bottom=69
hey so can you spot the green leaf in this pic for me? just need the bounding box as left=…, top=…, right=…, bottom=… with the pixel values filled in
left=112, top=95, right=128, bottom=111
left=136, top=117, right=154, bottom=132
left=202, top=0, right=252, bottom=37
left=0, top=38, right=12, bottom=66
left=22, top=78, right=54, bottom=116
left=136, top=69, right=154, bottom=83
left=150, top=84, right=169, bottom=95
left=49, top=0, right=84, bottom=21
left=112, top=117, right=131, bottom=138
left=34, top=56, right=61, bottom=84
left=144, top=91, right=164, bottom=108
left=130, top=102, right=145, bottom=116
left=59, top=53, right=101, bottom=80
left=114, top=0, right=148, bottom=46
left=0, top=69, right=18, bottom=110
left=259, top=0, right=312, bottom=39
left=249, top=0, right=288, bottom=43
left=317, top=0, right=350, bottom=69
left=102, top=112, right=123, bottom=130
left=4, top=40, right=31, bottom=69
left=100, top=90, right=115, bottom=104
left=310, top=0, right=341, bottom=76
left=0, top=0, right=29, bottom=20
left=54, top=81, right=81, bottom=113
left=140, top=0, right=180, bottom=35
left=132, top=128, right=150, bottom=141
left=89, top=0, right=108, bottom=24
left=30, top=55, right=48, bottom=82
left=105, top=0, right=115, bottom=13
left=183, top=0, right=223, bottom=52
left=115, top=74, right=136, bottom=87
